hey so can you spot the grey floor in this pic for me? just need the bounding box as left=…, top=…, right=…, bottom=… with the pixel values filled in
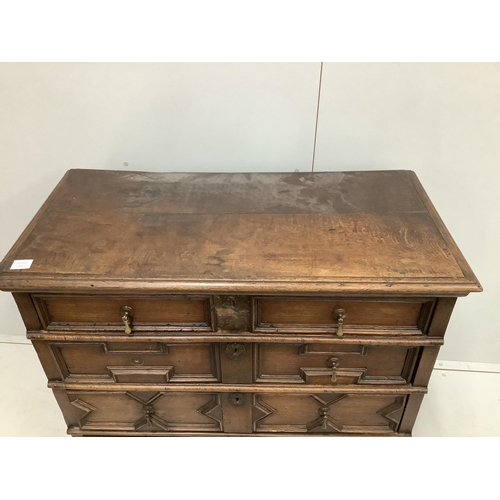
left=1, top=339, right=499, bottom=437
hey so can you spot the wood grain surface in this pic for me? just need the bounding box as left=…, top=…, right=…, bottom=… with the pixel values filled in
left=0, top=170, right=481, bottom=294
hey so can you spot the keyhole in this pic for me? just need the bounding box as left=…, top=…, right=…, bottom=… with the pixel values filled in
left=225, top=343, right=245, bottom=360
left=229, top=392, right=245, bottom=406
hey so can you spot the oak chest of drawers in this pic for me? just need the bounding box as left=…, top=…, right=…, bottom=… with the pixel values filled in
left=0, top=169, right=481, bottom=436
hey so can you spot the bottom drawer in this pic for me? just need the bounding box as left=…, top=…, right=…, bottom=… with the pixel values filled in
left=56, top=390, right=224, bottom=434
left=55, top=389, right=408, bottom=436
left=252, top=393, right=406, bottom=435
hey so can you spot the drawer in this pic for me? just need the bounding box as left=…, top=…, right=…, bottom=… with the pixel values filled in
left=59, top=390, right=224, bottom=434
left=35, top=340, right=221, bottom=384
left=253, top=297, right=434, bottom=334
left=32, top=294, right=214, bottom=332
left=254, top=343, right=418, bottom=385
left=58, top=389, right=407, bottom=436
left=253, top=393, right=406, bottom=434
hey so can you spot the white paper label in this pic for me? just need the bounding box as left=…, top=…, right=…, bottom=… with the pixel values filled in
left=10, top=259, right=33, bottom=270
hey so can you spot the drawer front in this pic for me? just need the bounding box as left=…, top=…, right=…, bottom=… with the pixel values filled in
left=253, top=393, right=406, bottom=434
left=255, top=343, right=418, bottom=386
left=62, top=390, right=224, bottom=434
left=44, top=341, right=221, bottom=384
left=253, top=297, right=433, bottom=334
left=32, top=294, right=214, bottom=332
left=59, top=389, right=407, bottom=436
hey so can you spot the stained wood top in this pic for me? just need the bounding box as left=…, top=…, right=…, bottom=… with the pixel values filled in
left=0, top=170, right=481, bottom=295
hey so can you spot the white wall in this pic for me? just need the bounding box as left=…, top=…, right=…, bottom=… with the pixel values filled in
left=315, top=63, right=500, bottom=364
left=0, top=62, right=498, bottom=363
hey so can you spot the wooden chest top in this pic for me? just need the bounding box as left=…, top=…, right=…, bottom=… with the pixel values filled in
left=0, top=169, right=481, bottom=295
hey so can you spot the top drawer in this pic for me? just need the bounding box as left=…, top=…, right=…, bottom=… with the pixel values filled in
left=32, top=294, right=214, bottom=332
left=253, top=297, right=434, bottom=335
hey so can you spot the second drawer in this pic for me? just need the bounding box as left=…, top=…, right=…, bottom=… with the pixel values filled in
left=33, top=340, right=221, bottom=384
left=254, top=343, right=419, bottom=386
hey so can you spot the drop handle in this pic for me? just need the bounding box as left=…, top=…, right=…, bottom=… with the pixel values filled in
left=120, top=306, right=135, bottom=334
left=327, top=357, right=340, bottom=383
left=333, top=308, right=347, bottom=337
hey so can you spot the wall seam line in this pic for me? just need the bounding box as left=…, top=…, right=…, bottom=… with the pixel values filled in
left=311, top=62, right=323, bottom=172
